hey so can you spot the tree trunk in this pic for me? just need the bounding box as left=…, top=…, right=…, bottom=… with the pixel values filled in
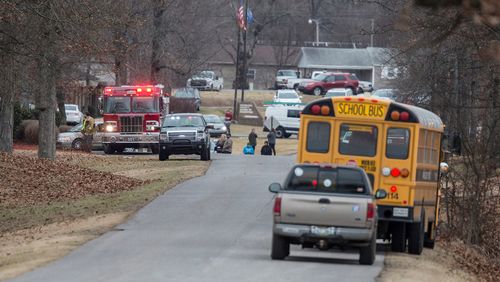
left=150, top=2, right=166, bottom=85
left=0, top=55, right=14, bottom=153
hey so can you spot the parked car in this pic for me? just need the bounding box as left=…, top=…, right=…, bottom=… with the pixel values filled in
left=275, top=69, right=299, bottom=89
left=158, top=113, right=212, bottom=161
left=298, top=72, right=359, bottom=96
left=286, top=70, right=326, bottom=90
left=263, top=104, right=303, bottom=138
left=203, top=114, right=227, bottom=137
left=187, top=71, right=223, bottom=91
left=325, top=88, right=354, bottom=97
left=64, top=104, right=83, bottom=125
left=371, top=89, right=401, bottom=101
left=273, top=90, right=302, bottom=104
left=358, top=81, right=374, bottom=93
left=57, top=119, right=104, bottom=150
left=268, top=164, right=387, bottom=264
left=172, top=87, right=201, bottom=111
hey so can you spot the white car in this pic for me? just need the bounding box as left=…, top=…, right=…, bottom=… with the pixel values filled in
left=64, top=104, right=83, bottom=125
left=358, top=81, right=374, bottom=93
left=264, top=104, right=304, bottom=138
left=187, top=71, right=223, bottom=91
left=273, top=90, right=302, bottom=104
left=325, top=88, right=354, bottom=97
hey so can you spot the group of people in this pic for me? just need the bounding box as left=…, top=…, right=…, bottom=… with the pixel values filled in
left=243, top=128, right=276, bottom=156
left=215, top=134, right=233, bottom=154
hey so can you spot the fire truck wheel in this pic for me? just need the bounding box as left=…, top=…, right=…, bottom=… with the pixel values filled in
left=151, top=145, right=160, bottom=154
left=159, top=150, right=169, bottom=161
left=103, top=144, right=114, bottom=155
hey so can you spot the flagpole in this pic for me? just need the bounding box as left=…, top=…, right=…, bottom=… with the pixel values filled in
left=233, top=20, right=241, bottom=121
left=241, top=0, right=248, bottom=102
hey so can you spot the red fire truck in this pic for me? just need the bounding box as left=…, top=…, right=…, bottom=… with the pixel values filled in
left=101, top=85, right=167, bottom=154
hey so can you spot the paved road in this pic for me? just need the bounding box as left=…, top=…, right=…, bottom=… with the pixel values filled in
left=13, top=155, right=384, bottom=282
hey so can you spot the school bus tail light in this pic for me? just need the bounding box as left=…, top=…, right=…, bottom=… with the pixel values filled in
left=391, top=111, right=400, bottom=121
left=390, top=185, right=398, bottom=193
left=391, top=168, right=401, bottom=177
left=320, top=105, right=330, bottom=115
left=400, top=168, right=410, bottom=178
left=400, top=111, right=410, bottom=121
left=311, top=105, right=321, bottom=115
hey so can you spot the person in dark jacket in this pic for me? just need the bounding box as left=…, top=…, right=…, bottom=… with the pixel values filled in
left=267, top=129, right=276, bottom=155
left=260, top=141, right=272, bottom=156
left=248, top=128, right=258, bottom=150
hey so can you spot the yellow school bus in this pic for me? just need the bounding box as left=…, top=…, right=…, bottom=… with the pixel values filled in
left=297, top=96, right=444, bottom=254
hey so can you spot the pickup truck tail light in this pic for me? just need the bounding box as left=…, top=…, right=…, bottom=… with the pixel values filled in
left=367, top=203, right=375, bottom=220
left=273, top=197, right=282, bottom=215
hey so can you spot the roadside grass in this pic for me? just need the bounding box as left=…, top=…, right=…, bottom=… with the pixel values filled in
left=0, top=152, right=209, bottom=234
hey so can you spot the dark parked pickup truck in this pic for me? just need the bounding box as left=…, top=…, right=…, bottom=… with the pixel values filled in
left=158, top=113, right=211, bottom=161
left=268, top=164, right=387, bottom=265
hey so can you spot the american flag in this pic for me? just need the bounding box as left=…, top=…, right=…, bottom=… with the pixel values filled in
left=237, top=1, right=246, bottom=31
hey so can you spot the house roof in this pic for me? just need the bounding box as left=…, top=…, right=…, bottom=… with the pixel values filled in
left=209, top=45, right=300, bottom=67
left=297, top=47, right=392, bottom=70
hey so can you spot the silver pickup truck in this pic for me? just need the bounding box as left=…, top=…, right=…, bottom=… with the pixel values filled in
left=268, top=164, right=387, bottom=265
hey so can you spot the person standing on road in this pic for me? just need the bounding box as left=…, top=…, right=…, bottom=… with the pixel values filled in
left=260, top=141, right=272, bottom=156
left=81, top=112, right=95, bottom=152
left=267, top=129, right=276, bottom=156
left=248, top=128, right=257, bottom=150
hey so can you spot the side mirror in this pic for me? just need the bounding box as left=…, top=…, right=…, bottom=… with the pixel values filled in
left=268, top=183, right=282, bottom=193
left=374, top=189, right=387, bottom=199
left=440, top=162, right=449, bottom=174
left=205, top=124, right=214, bottom=130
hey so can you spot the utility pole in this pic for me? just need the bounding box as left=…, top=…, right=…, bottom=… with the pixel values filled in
left=233, top=24, right=241, bottom=119
left=370, top=18, right=374, bottom=47
left=241, top=0, right=248, bottom=102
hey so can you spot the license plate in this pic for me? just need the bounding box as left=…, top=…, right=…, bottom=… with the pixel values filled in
left=393, top=207, right=409, bottom=217
left=311, top=226, right=335, bottom=236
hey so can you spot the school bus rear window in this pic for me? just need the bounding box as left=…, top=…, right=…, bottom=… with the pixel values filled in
left=306, top=122, right=330, bottom=153
left=339, top=124, right=378, bottom=157
left=386, top=128, right=410, bottom=159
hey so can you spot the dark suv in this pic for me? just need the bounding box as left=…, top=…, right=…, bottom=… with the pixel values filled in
left=298, top=73, right=359, bottom=96
left=158, top=113, right=211, bottom=161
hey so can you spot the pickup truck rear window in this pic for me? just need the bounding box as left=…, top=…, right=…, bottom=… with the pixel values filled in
left=285, top=166, right=368, bottom=195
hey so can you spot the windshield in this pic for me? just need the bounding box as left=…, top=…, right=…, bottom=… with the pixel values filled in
left=173, top=88, right=195, bottom=98
left=69, top=124, right=83, bottom=132
left=104, top=97, right=131, bottom=113
left=65, top=105, right=78, bottom=111
left=277, top=70, right=297, bottom=77
left=203, top=115, right=222, bottom=123
left=278, top=92, right=298, bottom=99
left=162, top=115, right=205, bottom=127
left=285, top=166, right=369, bottom=195
left=132, top=97, right=159, bottom=113
left=314, top=74, right=328, bottom=81
left=193, top=71, right=212, bottom=78
left=326, top=91, right=345, bottom=97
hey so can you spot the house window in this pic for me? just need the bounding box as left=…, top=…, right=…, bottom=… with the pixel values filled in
left=247, top=69, right=256, bottom=80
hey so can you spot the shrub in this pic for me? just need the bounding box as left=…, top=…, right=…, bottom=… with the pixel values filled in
left=22, top=120, right=59, bottom=144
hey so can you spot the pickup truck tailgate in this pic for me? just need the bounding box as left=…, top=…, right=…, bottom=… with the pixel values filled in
left=280, top=193, right=370, bottom=228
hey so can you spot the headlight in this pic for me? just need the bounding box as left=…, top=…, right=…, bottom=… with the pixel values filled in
left=105, top=121, right=117, bottom=132
left=159, top=133, right=168, bottom=141
left=221, top=126, right=227, bottom=131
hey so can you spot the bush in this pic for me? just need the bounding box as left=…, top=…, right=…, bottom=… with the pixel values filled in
left=14, top=103, right=36, bottom=138
left=22, top=120, right=59, bottom=144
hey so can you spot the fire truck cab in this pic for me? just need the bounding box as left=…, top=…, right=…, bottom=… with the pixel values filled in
left=102, top=85, right=167, bottom=154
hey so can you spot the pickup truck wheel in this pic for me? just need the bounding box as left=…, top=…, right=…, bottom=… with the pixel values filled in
left=313, top=87, right=323, bottom=96
left=159, top=149, right=169, bottom=161
left=408, top=212, right=425, bottom=255
left=390, top=222, right=407, bottom=252
left=271, top=233, right=289, bottom=260
left=103, top=144, right=114, bottom=155
left=275, top=126, right=286, bottom=138
left=201, top=146, right=209, bottom=161
left=359, top=235, right=376, bottom=265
